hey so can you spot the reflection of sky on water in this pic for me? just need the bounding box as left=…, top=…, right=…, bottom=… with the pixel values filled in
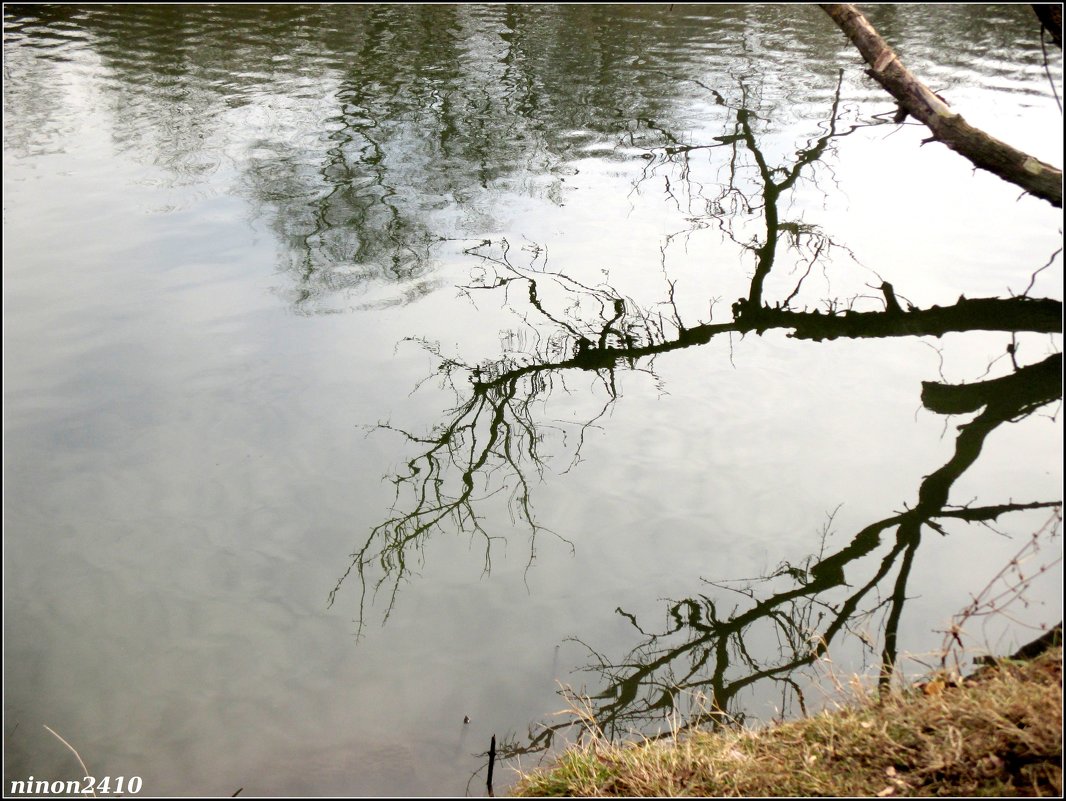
left=3, top=4, right=1061, bottom=795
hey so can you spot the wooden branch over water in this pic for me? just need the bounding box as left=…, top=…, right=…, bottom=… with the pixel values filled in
left=820, top=4, right=1062, bottom=207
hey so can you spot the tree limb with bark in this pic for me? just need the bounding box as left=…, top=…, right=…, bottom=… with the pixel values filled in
left=820, top=4, right=1062, bottom=207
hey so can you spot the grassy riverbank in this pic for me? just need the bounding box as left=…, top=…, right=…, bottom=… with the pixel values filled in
left=510, top=646, right=1062, bottom=797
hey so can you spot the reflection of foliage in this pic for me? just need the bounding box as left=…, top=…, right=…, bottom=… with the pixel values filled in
left=11, top=5, right=787, bottom=313
left=7, top=4, right=1058, bottom=316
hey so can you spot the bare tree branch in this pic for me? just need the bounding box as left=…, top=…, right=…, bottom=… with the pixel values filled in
left=821, top=4, right=1062, bottom=207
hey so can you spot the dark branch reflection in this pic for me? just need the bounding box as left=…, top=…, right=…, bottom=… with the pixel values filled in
left=327, top=65, right=1061, bottom=754
left=499, top=357, right=1060, bottom=760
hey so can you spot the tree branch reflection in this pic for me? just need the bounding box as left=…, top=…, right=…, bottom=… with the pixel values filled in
left=333, top=72, right=1061, bottom=751
left=502, top=357, right=1060, bottom=758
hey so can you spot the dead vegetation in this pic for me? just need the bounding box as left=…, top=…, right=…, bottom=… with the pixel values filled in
left=510, top=644, right=1062, bottom=797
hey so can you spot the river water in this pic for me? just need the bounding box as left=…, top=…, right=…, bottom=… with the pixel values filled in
left=4, top=4, right=1062, bottom=796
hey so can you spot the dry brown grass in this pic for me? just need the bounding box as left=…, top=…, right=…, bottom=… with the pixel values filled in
left=510, top=647, right=1062, bottom=797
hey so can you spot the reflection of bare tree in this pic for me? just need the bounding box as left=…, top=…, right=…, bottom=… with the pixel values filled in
left=326, top=307, right=576, bottom=633
left=313, top=27, right=1063, bottom=774
left=334, top=77, right=1061, bottom=642
left=498, top=356, right=1060, bottom=759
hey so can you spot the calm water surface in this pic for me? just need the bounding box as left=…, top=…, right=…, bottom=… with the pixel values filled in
left=4, top=4, right=1062, bottom=796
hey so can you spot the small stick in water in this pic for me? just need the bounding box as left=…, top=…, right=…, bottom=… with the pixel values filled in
left=487, top=733, right=496, bottom=796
